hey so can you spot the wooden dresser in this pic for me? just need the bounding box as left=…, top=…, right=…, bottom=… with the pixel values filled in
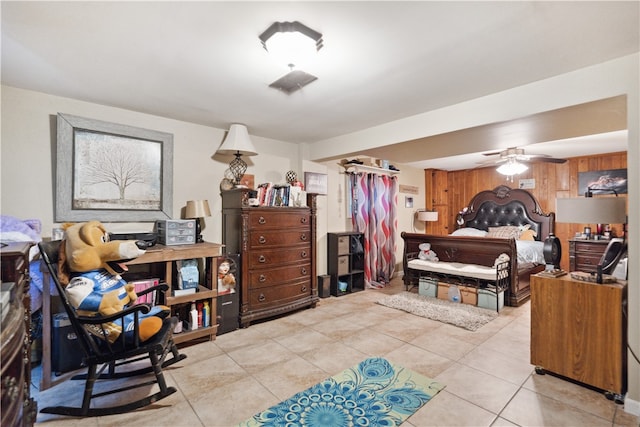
left=568, top=239, right=609, bottom=273
left=1, top=242, right=37, bottom=427
left=222, top=189, right=318, bottom=327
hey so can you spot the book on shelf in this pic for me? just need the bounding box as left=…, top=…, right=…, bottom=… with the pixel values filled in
left=129, top=278, right=160, bottom=305
left=173, top=287, right=197, bottom=297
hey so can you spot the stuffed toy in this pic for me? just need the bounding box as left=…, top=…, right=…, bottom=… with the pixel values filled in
left=494, top=252, right=511, bottom=267
left=217, top=259, right=236, bottom=294
left=59, top=221, right=169, bottom=343
left=418, top=242, right=439, bottom=261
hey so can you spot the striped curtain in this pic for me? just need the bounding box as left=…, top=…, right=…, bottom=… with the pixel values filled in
left=350, top=172, right=399, bottom=288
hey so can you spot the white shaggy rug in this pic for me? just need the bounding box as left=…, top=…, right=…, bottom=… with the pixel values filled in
left=376, top=291, right=499, bottom=331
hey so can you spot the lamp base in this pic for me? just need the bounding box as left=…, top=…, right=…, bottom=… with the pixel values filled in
left=195, top=218, right=204, bottom=243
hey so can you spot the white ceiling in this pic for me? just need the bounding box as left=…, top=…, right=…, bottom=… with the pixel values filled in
left=1, top=1, right=637, bottom=170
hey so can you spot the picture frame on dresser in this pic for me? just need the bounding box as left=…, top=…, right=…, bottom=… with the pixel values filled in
left=55, top=113, right=174, bottom=222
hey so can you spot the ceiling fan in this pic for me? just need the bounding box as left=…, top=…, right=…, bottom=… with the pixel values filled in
left=479, top=147, right=567, bottom=166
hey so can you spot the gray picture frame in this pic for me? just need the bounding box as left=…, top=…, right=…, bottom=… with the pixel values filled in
left=55, top=113, right=173, bottom=222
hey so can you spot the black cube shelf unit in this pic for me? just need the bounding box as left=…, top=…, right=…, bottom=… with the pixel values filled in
left=327, top=232, right=365, bottom=296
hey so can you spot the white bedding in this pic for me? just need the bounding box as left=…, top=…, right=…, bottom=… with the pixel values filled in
left=407, top=259, right=499, bottom=281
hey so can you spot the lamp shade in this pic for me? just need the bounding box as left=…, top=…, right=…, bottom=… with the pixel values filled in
left=417, top=210, right=439, bottom=222
left=185, top=200, right=211, bottom=219
left=556, top=197, right=626, bottom=224
left=217, top=124, right=257, bottom=156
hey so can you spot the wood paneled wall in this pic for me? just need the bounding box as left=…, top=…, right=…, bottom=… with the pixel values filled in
left=424, top=151, right=627, bottom=272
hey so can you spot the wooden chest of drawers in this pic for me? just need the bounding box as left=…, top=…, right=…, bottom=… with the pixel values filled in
left=569, top=239, right=609, bottom=273
left=222, top=189, right=318, bottom=327
left=1, top=242, right=37, bottom=427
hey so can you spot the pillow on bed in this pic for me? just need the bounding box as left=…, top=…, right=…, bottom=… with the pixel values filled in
left=486, top=226, right=521, bottom=239
left=450, top=227, right=488, bottom=237
left=516, top=240, right=546, bottom=264
left=519, top=229, right=537, bottom=240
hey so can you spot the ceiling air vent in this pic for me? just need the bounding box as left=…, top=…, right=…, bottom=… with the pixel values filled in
left=269, top=70, right=317, bottom=94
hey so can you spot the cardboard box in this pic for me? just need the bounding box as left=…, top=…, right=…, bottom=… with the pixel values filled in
left=437, top=282, right=450, bottom=300
left=156, top=219, right=196, bottom=245
left=459, top=285, right=478, bottom=306
left=477, top=288, right=504, bottom=311
left=418, top=277, right=437, bottom=298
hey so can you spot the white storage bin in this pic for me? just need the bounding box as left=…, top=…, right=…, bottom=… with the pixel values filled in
left=418, top=277, right=437, bottom=298
left=477, top=288, right=504, bottom=311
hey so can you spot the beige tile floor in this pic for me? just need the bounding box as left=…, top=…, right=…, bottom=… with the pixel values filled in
left=32, top=278, right=640, bottom=426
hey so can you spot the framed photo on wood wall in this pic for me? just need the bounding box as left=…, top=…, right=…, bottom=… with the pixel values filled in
left=55, top=113, right=174, bottom=222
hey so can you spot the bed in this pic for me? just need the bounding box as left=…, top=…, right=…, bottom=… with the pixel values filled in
left=402, top=185, right=555, bottom=306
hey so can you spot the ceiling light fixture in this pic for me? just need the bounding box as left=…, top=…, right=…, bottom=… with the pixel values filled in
left=496, top=158, right=528, bottom=181
left=259, top=21, right=323, bottom=70
left=217, top=124, right=257, bottom=187
left=259, top=21, right=323, bottom=93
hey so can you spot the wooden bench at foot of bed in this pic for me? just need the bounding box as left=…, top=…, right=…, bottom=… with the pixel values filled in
left=401, top=232, right=544, bottom=307
left=405, top=255, right=510, bottom=311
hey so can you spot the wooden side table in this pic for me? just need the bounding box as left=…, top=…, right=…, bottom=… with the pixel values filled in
left=568, top=238, right=609, bottom=273
left=530, top=273, right=627, bottom=402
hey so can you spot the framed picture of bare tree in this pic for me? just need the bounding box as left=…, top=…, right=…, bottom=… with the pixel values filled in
left=55, top=113, right=173, bottom=222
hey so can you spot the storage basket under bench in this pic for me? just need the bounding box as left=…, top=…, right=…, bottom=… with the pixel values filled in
left=406, top=254, right=510, bottom=312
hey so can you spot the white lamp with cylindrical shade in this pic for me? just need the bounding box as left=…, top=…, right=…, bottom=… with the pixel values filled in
left=556, top=197, right=627, bottom=226
left=555, top=193, right=627, bottom=283
left=413, top=209, right=438, bottom=232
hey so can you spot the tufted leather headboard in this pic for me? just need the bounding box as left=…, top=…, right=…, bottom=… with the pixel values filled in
left=458, top=185, right=555, bottom=241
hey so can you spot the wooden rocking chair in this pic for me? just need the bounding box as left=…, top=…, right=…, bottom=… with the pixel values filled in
left=38, top=240, right=186, bottom=417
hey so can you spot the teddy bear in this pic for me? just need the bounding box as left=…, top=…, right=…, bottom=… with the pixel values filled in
left=217, top=259, right=236, bottom=294
left=58, top=221, right=169, bottom=343
left=418, top=242, right=439, bottom=261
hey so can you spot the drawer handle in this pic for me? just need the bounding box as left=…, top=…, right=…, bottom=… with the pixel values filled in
left=259, top=274, right=266, bottom=282
left=301, top=251, right=307, bottom=258
left=258, top=216, right=266, bottom=224
left=258, top=293, right=266, bottom=302
left=300, top=234, right=307, bottom=241
left=259, top=236, right=266, bottom=244
left=301, top=267, right=307, bottom=275
left=301, top=285, right=307, bottom=292
left=300, top=217, right=308, bottom=224
left=258, top=255, right=266, bottom=263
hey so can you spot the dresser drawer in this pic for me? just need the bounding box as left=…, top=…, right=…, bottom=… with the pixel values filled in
left=249, top=230, right=310, bottom=249
left=249, top=211, right=310, bottom=230
left=246, top=246, right=311, bottom=269
left=248, top=263, right=311, bottom=288
left=573, top=241, right=608, bottom=255
left=248, top=281, right=311, bottom=310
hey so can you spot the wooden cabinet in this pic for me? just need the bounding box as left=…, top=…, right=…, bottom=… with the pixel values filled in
left=327, top=232, right=365, bottom=296
left=39, top=241, right=222, bottom=390
left=1, top=242, right=37, bottom=427
left=569, top=239, right=609, bottom=273
left=122, top=242, right=223, bottom=344
left=530, top=274, right=627, bottom=399
left=424, top=169, right=450, bottom=234
left=222, top=189, right=318, bottom=327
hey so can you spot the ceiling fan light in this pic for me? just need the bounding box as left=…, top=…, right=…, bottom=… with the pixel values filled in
left=496, top=160, right=528, bottom=176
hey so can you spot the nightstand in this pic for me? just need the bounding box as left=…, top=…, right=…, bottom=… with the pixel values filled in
left=568, top=239, right=609, bottom=273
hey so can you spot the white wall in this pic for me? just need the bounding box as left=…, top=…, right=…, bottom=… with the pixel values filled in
left=0, top=85, right=302, bottom=245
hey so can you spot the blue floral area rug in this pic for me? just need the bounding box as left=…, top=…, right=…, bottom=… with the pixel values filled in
left=238, top=357, right=445, bottom=427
